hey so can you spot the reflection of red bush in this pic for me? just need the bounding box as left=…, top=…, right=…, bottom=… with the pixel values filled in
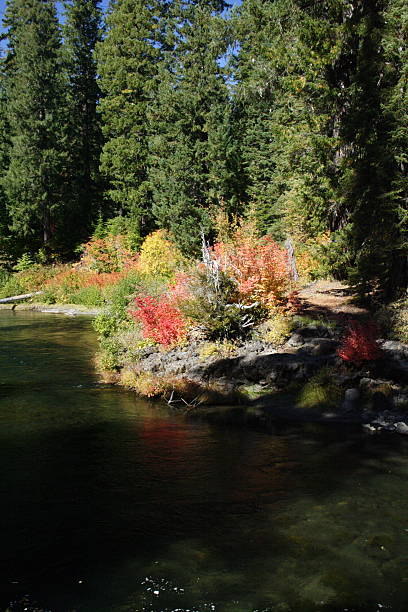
left=338, top=320, right=383, bottom=365
left=130, top=295, right=187, bottom=346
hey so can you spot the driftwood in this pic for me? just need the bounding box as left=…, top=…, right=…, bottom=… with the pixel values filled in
left=0, top=291, right=43, bottom=304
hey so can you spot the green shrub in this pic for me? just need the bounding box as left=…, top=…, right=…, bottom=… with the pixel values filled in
left=374, top=298, right=408, bottom=343
left=180, top=267, right=264, bottom=340
left=13, top=253, right=36, bottom=272
left=0, top=274, right=26, bottom=298
left=258, top=311, right=293, bottom=345
left=69, top=286, right=105, bottom=307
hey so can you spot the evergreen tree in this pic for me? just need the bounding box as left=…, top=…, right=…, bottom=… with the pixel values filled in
left=237, top=0, right=406, bottom=297
left=96, top=0, right=163, bottom=240
left=63, top=0, right=104, bottom=249
left=236, top=0, right=345, bottom=239
left=149, top=0, right=235, bottom=254
left=381, top=0, right=408, bottom=294
left=2, top=0, right=66, bottom=254
left=0, top=59, right=12, bottom=261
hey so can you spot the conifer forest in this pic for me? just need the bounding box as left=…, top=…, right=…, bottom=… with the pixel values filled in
left=0, top=0, right=406, bottom=300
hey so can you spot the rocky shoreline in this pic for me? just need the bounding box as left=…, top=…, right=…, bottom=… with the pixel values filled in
left=2, top=305, right=407, bottom=434
left=117, top=322, right=408, bottom=434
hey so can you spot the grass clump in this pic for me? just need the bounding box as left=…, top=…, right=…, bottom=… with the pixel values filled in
left=199, top=340, right=238, bottom=361
left=296, top=367, right=342, bottom=410
left=258, top=310, right=293, bottom=345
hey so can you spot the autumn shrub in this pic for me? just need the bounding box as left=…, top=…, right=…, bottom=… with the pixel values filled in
left=138, top=230, right=185, bottom=280
left=130, top=295, right=188, bottom=346
left=338, top=320, right=383, bottom=366
left=213, top=226, right=290, bottom=308
left=80, top=233, right=137, bottom=273
left=0, top=263, right=58, bottom=298
left=294, top=233, right=330, bottom=281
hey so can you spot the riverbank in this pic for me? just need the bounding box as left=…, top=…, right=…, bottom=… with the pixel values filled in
left=101, top=311, right=408, bottom=434
left=1, top=277, right=407, bottom=435
left=0, top=302, right=101, bottom=316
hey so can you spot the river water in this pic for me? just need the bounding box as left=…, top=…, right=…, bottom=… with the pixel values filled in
left=1, top=311, right=408, bottom=612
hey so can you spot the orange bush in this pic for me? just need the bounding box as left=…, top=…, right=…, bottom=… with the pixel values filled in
left=212, top=228, right=289, bottom=308
left=80, top=234, right=138, bottom=273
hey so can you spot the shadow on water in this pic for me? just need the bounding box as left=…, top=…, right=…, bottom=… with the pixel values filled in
left=1, top=312, right=408, bottom=611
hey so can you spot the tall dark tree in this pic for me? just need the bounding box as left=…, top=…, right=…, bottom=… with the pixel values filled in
left=63, top=0, right=104, bottom=248
left=381, top=0, right=408, bottom=294
left=2, top=0, right=66, bottom=254
left=236, top=0, right=406, bottom=297
left=149, top=0, right=235, bottom=254
left=0, top=58, right=12, bottom=260
left=96, top=0, right=164, bottom=240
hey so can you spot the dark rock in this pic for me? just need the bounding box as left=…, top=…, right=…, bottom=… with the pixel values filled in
left=372, top=391, right=394, bottom=412
left=341, top=388, right=360, bottom=412
left=381, top=359, right=408, bottom=384
left=287, top=333, right=304, bottom=347
left=307, top=338, right=339, bottom=356
left=381, top=340, right=408, bottom=360
left=294, top=325, right=334, bottom=339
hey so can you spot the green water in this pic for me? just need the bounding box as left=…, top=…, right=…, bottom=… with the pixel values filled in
left=1, top=311, right=408, bottom=612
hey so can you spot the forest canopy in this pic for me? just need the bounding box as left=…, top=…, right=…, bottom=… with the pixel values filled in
left=0, top=0, right=406, bottom=299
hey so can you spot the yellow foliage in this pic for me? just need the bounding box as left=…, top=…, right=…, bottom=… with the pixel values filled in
left=295, top=233, right=330, bottom=281
left=199, top=340, right=238, bottom=361
left=138, top=230, right=185, bottom=279
left=259, top=310, right=293, bottom=345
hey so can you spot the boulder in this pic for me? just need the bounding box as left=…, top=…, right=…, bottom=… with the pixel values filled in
left=381, top=340, right=408, bottom=360
left=287, top=333, right=304, bottom=347
left=308, top=338, right=339, bottom=356
left=341, top=388, right=360, bottom=412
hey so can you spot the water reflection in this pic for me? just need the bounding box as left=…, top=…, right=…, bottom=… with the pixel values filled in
left=0, top=312, right=408, bottom=611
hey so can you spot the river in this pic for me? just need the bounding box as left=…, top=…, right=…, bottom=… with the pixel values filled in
left=1, top=311, right=408, bottom=612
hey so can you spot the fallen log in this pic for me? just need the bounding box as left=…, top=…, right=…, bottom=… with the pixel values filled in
left=0, top=291, right=44, bottom=304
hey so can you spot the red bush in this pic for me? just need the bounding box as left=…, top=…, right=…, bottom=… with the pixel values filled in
left=130, top=295, right=187, bottom=346
left=338, top=320, right=383, bottom=365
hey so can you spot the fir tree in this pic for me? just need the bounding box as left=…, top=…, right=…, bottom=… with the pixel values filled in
left=96, top=0, right=163, bottom=239
left=62, top=0, right=104, bottom=250
left=2, top=0, right=66, bottom=254
left=149, top=0, right=234, bottom=254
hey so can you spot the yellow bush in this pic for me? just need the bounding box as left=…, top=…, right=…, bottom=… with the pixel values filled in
left=138, top=230, right=185, bottom=279
left=259, top=311, right=293, bottom=345
left=119, top=369, right=164, bottom=397
left=199, top=340, right=238, bottom=361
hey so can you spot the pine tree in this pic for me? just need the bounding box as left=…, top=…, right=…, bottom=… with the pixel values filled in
left=236, top=0, right=406, bottom=297
left=149, top=0, right=234, bottom=254
left=236, top=0, right=345, bottom=240
left=381, top=0, right=408, bottom=294
left=0, top=59, right=12, bottom=261
left=62, top=0, right=104, bottom=249
left=96, top=0, right=163, bottom=240
left=2, top=0, right=66, bottom=254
